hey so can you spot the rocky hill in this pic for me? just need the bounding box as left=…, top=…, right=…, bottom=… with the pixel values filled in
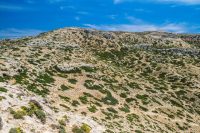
left=0, top=28, right=200, bottom=133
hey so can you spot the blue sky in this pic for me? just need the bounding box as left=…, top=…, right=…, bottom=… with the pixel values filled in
left=0, top=0, right=200, bottom=38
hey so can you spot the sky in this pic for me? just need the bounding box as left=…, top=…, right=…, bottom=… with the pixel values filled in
left=0, top=0, right=200, bottom=38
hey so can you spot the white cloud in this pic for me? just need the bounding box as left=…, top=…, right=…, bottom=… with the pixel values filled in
left=85, top=15, right=189, bottom=33
left=113, top=0, right=200, bottom=5
left=0, top=28, right=44, bottom=39
left=84, top=23, right=188, bottom=33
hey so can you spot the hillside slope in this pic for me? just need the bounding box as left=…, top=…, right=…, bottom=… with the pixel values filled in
left=0, top=28, right=200, bottom=133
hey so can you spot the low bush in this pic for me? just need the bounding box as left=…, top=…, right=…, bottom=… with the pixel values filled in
left=72, top=123, right=91, bottom=133
left=35, top=109, right=46, bottom=124
left=0, top=87, right=7, bottom=93
left=88, top=105, right=97, bottom=113
left=60, top=84, right=70, bottom=91
left=9, top=127, right=24, bottom=133
left=68, top=79, right=78, bottom=84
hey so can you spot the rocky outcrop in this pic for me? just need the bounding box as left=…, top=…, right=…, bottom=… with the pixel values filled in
left=132, top=44, right=200, bottom=56
left=55, top=62, right=94, bottom=73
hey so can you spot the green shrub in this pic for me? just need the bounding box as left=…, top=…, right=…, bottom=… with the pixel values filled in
left=136, top=94, right=150, bottom=105
left=10, top=109, right=26, bottom=119
left=11, top=100, right=46, bottom=123
left=79, top=96, right=88, bottom=104
left=84, top=80, right=103, bottom=91
left=72, top=123, right=91, bottom=133
left=80, top=123, right=91, bottom=133
left=119, top=93, right=127, bottom=98
left=135, top=130, right=143, bottom=133
left=9, top=127, right=24, bottom=133
left=35, top=109, right=46, bottom=124
left=36, top=73, right=55, bottom=84
left=81, top=66, right=97, bottom=73
left=125, top=98, right=135, bottom=103
left=0, top=74, right=10, bottom=82
left=72, top=100, right=80, bottom=107
left=119, top=104, right=130, bottom=113
left=59, top=95, right=70, bottom=102
left=88, top=105, right=97, bottom=113
left=72, top=126, right=84, bottom=133
left=128, top=82, right=141, bottom=89
left=13, top=69, right=28, bottom=84
left=59, top=126, right=66, bottom=133
left=27, top=84, right=49, bottom=97
left=126, top=113, right=139, bottom=123
left=0, top=76, right=5, bottom=82
left=0, top=87, right=7, bottom=93
left=55, top=66, right=81, bottom=74
left=139, top=106, right=148, bottom=112
left=68, top=79, right=78, bottom=84
left=0, top=96, right=6, bottom=101
left=60, top=84, right=70, bottom=91
left=58, top=115, right=68, bottom=126
left=107, top=107, right=118, bottom=114
left=170, top=100, right=183, bottom=108
left=101, top=91, right=118, bottom=105
left=97, top=51, right=115, bottom=60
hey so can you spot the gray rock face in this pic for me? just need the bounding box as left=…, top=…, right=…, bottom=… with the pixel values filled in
left=132, top=44, right=200, bottom=56
left=55, top=62, right=93, bottom=73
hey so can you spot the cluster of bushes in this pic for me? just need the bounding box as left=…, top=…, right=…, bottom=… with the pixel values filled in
left=101, top=91, right=118, bottom=105
left=27, top=84, right=49, bottom=97
left=126, top=113, right=140, bottom=123
left=36, top=73, right=55, bottom=84
left=13, top=69, right=28, bottom=84
left=136, top=94, right=150, bottom=105
left=10, top=100, right=46, bottom=124
left=72, top=123, right=91, bottom=133
left=88, top=105, right=97, bottom=113
left=84, top=80, right=103, bottom=91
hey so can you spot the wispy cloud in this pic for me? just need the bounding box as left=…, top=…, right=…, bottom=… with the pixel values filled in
left=114, top=0, right=200, bottom=5
left=84, top=23, right=189, bottom=33
left=126, top=16, right=144, bottom=24
left=47, top=0, right=65, bottom=3
left=0, top=5, right=24, bottom=11
left=0, top=28, right=44, bottom=39
left=25, top=0, right=35, bottom=4
left=0, top=3, right=35, bottom=11
left=60, top=5, right=75, bottom=10
left=134, top=8, right=152, bottom=13
left=77, top=11, right=89, bottom=15
left=75, top=16, right=80, bottom=21
left=108, top=15, right=118, bottom=20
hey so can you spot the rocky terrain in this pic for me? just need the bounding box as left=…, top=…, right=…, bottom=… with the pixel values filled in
left=0, top=28, right=200, bottom=133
